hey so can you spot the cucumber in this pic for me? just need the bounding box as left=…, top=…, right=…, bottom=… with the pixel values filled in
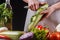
left=31, top=15, right=37, bottom=22
left=0, top=31, right=24, bottom=40
left=28, top=4, right=48, bottom=31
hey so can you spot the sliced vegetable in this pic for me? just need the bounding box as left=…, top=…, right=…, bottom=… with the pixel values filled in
left=31, top=15, right=37, bottom=22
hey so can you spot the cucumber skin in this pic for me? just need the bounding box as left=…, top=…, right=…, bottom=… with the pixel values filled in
left=28, top=4, right=48, bottom=31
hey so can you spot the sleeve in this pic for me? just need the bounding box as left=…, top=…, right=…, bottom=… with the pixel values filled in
left=47, top=0, right=60, bottom=6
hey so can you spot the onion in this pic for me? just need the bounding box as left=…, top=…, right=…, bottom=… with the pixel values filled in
left=0, top=27, right=8, bottom=32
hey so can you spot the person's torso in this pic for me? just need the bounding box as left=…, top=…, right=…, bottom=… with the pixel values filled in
left=38, top=0, right=60, bottom=32
left=47, top=0, right=60, bottom=24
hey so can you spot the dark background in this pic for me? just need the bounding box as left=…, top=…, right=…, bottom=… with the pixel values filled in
left=0, top=0, right=5, bottom=4
left=0, top=0, right=28, bottom=31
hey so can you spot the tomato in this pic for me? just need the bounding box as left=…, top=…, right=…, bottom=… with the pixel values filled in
left=0, top=35, right=11, bottom=40
left=36, top=25, right=49, bottom=30
left=36, top=25, right=43, bottom=30
left=55, top=32, right=60, bottom=40
left=47, top=32, right=60, bottom=40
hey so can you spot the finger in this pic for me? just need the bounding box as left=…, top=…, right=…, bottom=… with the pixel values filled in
left=29, top=4, right=36, bottom=11
left=46, top=10, right=53, bottom=18
left=32, top=4, right=36, bottom=11
left=46, top=14, right=50, bottom=18
left=29, top=5, right=34, bottom=10
left=35, top=3, right=39, bottom=10
left=41, top=10, right=48, bottom=14
left=46, top=12, right=51, bottom=18
left=41, top=13, right=48, bottom=20
left=40, top=10, right=48, bottom=20
left=34, top=4, right=37, bottom=11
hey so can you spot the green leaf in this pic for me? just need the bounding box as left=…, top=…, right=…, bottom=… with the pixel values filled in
left=0, top=3, right=12, bottom=24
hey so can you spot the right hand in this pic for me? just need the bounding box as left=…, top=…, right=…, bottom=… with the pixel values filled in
left=28, top=0, right=46, bottom=11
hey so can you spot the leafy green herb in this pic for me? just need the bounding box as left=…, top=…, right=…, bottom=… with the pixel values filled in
left=0, top=3, right=12, bottom=27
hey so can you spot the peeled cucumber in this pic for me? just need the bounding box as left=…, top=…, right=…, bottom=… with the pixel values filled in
left=0, top=31, right=24, bottom=40
left=28, top=4, right=48, bottom=31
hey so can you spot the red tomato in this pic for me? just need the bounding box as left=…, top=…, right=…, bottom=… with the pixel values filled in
left=36, top=25, right=43, bottom=30
left=0, top=35, right=11, bottom=40
left=36, top=25, right=49, bottom=30
left=55, top=32, right=60, bottom=40
left=47, top=32, right=60, bottom=40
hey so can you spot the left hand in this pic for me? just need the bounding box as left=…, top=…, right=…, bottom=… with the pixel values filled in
left=41, top=5, right=56, bottom=19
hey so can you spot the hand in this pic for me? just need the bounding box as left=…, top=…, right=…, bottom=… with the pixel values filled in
left=28, top=0, right=46, bottom=11
left=41, top=5, right=56, bottom=20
